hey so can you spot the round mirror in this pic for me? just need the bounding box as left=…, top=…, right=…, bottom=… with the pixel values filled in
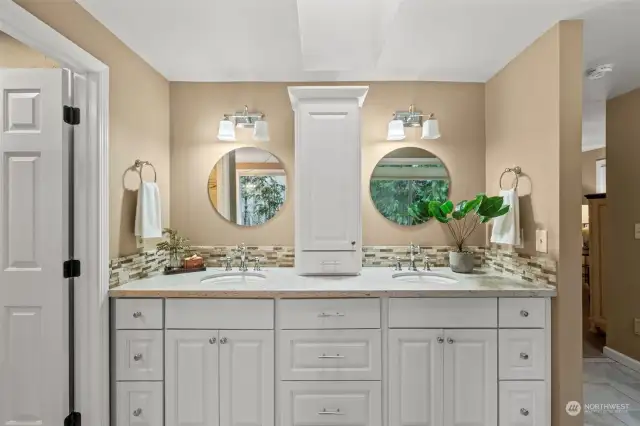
left=369, top=147, right=450, bottom=226
left=208, top=147, right=287, bottom=226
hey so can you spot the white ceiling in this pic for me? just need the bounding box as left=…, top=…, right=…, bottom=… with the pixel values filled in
left=77, top=0, right=623, bottom=83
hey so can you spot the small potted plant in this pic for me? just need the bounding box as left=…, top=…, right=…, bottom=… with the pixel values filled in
left=156, top=228, right=191, bottom=269
left=409, top=193, right=510, bottom=273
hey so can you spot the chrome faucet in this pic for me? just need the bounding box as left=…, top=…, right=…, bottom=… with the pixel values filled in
left=423, top=255, right=432, bottom=271
left=235, top=243, right=248, bottom=272
left=391, top=256, right=402, bottom=271
left=408, top=242, right=420, bottom=271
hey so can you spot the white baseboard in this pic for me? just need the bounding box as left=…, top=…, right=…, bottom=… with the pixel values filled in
left=603, top=346, right=640, bottom=373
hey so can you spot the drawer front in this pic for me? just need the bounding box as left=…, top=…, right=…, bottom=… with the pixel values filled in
left=389, top=298, right=497, bottom=328
left=280, top=329, right=381, bottom=380
left=278, top=299, right=380, bottom=329
left=499, top=381, right=547, bottom=426
left=166, top=299, right=274, bottom=329
left=116, top=330, right=163, bottom=381
left=499, top=329, right=546, bottom=380
left=115, top=299, right=163, bottom=330
left=281, top=381, right=381, bottom=426
left=499, top=298, right=545, bottom=328
left=116, top=381, right=163, bottom=426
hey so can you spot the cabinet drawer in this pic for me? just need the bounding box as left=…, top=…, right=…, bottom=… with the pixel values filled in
left=278, top=299, right=380, bottom=329
left=389, top=298, right=497, bottom=328
left=296, top=251, right=362, bottom=276
left=499, top=329, right=546, bottom=380
left=116, top=382, right=163, bottom=426
left=116, top=330, right=163, bottom=381
left=280, top=329, right=381, bottom=380
left=281, top=381, right=381, bottom=426
left=499, top=381, right=547, bottom=426
left=166, top=299, right=274, bottom=329
left=115, top=299, right=163, bottom=330
left=499, top=298, right=546, bottom=328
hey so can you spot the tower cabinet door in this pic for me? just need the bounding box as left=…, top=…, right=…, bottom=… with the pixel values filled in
left=443, top=330, right=498, bottom=426
left=219, top=330, right=274, bottom=426
left=388, top=329, right=444, bottom=426
left=296, top=101, right=361, bottom=252
left=165, top=330, right=219, bottom=426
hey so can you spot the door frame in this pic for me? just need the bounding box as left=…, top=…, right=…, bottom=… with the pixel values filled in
left=0, top=2, right=110, bottom=426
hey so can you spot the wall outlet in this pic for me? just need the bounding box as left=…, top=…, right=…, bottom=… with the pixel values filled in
left=536, top=229, right=548, bottom=253
left=635, top=223, right=640, bottom=240
left=635, top=318, right=640, bottom=336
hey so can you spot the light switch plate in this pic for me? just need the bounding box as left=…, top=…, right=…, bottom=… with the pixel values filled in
left=635, top=223, right=640, bottom=240
left=635, top=319, right=640, bottom=336
left=536, top=230, right=548, bottom=253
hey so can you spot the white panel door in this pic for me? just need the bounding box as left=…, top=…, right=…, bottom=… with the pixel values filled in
left=297, top=101, right=360, bottom=251
left=219, top=330, right=274, bottom=426
left=444, top=330, right=497, bottom=426
left=389, top=329, right=444, bottom=426
left=0, top=69, right=70, bottom=426
left=165, top=330, right=219, bottom=426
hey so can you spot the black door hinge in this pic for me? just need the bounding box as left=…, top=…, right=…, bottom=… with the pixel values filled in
left=64, top=412, right=81, bottom=426
left=63, top=259, right=81, bottom=278
left=63, top=106, right=81, bottom=125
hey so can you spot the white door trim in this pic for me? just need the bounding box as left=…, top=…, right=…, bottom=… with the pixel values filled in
left=0, top=2, right=110, bottom=426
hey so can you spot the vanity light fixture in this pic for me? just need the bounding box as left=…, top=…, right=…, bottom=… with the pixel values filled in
left=387, top=104, right=441, bottom=140
left=217, top=105, right=269, bottom=141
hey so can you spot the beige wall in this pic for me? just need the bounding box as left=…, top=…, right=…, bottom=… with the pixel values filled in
left=15, top=0, right=171, bottom=258
left=606, top=88, right=640, bottom=361
left=170, top=81, right=486, bottom=247
left=0, top=31, right=58, bottom=68
left=582, top=147, right=606, bottom=202
left=486, top=21, right=584, bottom=426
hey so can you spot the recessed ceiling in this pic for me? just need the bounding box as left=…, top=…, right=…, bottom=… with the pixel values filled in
left=77, top=0, right=622, bottom=82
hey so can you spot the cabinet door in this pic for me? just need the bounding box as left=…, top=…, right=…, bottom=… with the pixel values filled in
left=444, top=330, right=497, bottom=426
left=165, top=330, right=219, bottom=426
left=389, top=330, right=444, bottom=426
left=219, top=330, right=274, bottom=426
left=297, top=101, right=360, bottom=251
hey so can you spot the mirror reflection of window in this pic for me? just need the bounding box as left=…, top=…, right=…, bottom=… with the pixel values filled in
left=208, top=147, right=287, bottom=226
left=370, top=147, right=450, bottom=226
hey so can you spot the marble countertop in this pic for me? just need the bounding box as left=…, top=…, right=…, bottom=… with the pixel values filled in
left=109, top=267, right=557, bottom=298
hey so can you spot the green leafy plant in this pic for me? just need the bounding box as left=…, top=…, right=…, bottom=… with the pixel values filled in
left=408, top=193, right=510, bottom=252
left=156, top=228, right=191, bottom=263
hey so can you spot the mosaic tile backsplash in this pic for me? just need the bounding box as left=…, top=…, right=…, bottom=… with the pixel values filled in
left=109, top=244, right=556, bottom=288
left=484, top=244, right=557, bottom=285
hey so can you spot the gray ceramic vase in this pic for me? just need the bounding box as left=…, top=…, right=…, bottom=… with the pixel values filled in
left=449, top=251, right=475, bottom=273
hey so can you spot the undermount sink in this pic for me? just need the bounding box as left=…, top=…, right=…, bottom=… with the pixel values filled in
left=200, top=271, right=267, bottom=284
left=392, top=271, right=458, bottom=284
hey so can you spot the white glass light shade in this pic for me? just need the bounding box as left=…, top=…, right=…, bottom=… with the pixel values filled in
left=421, top=118, right=441, bottom=140
left=582, top=205, right=589, bottom=225
left=253, top=120, right=270, bottom=142
left=387, top=119, right=406, bottom=141
left=217, top=119, right=236, bottom=141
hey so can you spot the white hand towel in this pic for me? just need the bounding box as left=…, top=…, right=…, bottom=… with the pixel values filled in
left=134, top=182, right=163, bottom=239
left=490, top=188, right=521, bottom=246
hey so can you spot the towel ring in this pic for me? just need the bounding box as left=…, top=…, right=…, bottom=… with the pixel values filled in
left=499, top=166, right=521, bottom=190
left=134, top=159, right=157, bottom=183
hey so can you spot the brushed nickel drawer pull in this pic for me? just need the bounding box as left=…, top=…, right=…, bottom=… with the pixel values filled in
left=520, top=310, right=529, bottom=317
left=520, top=408, right=529, bottom=416
left=520, top=352, right=529, bottom=360
left=132, top=311, right=142, bottom=318
left=318, top=312, right=345, bottom=317
left=133, top=353, right=143, bottom=361
left=133, top=408, right=142, bottom=417
left=318, top=354, right=345, bottom=359
left=318, top=408, right=343, bottom=415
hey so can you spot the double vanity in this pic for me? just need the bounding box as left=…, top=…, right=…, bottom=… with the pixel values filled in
left=109, top=86, right=557, bottom=426
left=110, top=267, right=555, bottom=426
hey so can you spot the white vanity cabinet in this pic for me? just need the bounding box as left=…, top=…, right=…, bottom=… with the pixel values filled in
left=288, top=86, right=369, bottom=275
left=111, top=295, right=551, bottom=426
